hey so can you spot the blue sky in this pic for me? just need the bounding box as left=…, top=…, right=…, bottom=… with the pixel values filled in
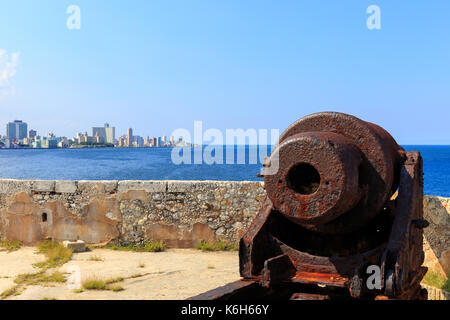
left=0, top=1, right=449, bottom=144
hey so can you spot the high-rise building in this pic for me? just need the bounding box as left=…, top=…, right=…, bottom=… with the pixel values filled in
left=7, top=120, right=28, bottom=140
left=134, top=136, right=144, bottom=148
left=127, top=128, right=133, bottom=147
left=29, top=129, right=37, bottom=139
left=144, top=136, right=151, bottom=147
left=118, top=136, right=126, bottom=147
left=92, top=123, right=115, bottom=144
left=94, top=132, right=104, bottom=144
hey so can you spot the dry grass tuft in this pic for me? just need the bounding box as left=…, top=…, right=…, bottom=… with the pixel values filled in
left=103, top=240, right=166, bottom=252
left=0, top=240, right=22, bottom=253
left=196, top=240, right=238, bottom=252
left=87, top=255, right=104, bottom=262
left=83, top=276, right=126, bottom=291
left=422, top=271, right=450, bottom=291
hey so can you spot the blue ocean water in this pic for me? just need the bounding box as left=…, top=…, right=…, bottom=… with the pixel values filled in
left=403, top=146, right=450, bottom=197
left=0, top=145, right=448, bottom=197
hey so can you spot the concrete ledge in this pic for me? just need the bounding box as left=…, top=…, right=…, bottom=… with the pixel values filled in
left=55, top=181, right=78, bottom=193
left=166, top=180, right=263, bottom=192
left=117, top=180, right=167, bottom=193
left=78, top=180, right=118, bottom=193
left=31, top=180, right=55, bottom=192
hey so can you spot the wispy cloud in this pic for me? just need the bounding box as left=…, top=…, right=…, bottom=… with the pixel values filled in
left=0, top=49, right=20, bottom=96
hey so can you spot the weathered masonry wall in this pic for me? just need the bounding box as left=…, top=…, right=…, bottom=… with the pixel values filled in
left=423, top=196, right=450, bottom=277
left=0, top=179, right=448, bottom=275
left=0, top=180, right=265, bottom=248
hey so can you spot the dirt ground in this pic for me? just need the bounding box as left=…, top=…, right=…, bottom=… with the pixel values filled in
left=0, top=247, right=240, bottom=300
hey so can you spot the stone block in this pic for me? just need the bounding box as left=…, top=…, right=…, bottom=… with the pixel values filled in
left=32, top=180, right=55, bottom=192
left=63, top=240, right=86, bottom=252
left=55, top=181, right=77, bottom=193
left=117, top=181, right=166, bottom=193
left=102, top=180, right=119, bottom=193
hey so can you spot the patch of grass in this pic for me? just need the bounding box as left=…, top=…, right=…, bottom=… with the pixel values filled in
left=422, top=271, right=450, bottom=291
left=87, top=255, right=104, bottom=261
left=34, top=241, right=73, bottom=269
left=73, top=289, right=84, bottom=293
left=130, top=273, right=143, bottom=278
left=14, top=271, right=44, bottom=285
left=42, top=271, right=66, bottom=283
left=82, top=278, right=107, bottom=290
left=41, top=297, right=57, bottom=300
left=0, top=285, right=21, bottom=299
left=110, top=285, right=124, bottom=292
left=83, top=276, right=125, bottom=291
left=196, top=240, right=238, bottom=252
left=105, top=277, right=124, bottom=285
left=103, top=240, right=166, bottom=252
left=138, top=263, right=145, bottom=268
left=14, top=271, right=66, bottom=286
left=0, top=240, right=22, bottom=253
left=207, top=265, right=215, bottom=269
left=2, top=241, right=72, bottom=299
left=141, top=240, right=166, bottom=252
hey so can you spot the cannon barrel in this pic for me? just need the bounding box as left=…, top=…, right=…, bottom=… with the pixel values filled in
left=264, top=112, right=405, bottom=233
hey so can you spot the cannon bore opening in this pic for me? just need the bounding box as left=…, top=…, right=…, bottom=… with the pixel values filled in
left=287, top=163, right=320, bottom=195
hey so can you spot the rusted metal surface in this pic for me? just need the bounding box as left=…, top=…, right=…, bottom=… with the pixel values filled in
left=290, top=293, right=330, bottom=300
left=264, top=132, right=363, bottom=226
left=266, top=112, right=406, bottom=234
left=187, top=280, right=263, bottom=300
left=189, top=112, right=427, bottom=300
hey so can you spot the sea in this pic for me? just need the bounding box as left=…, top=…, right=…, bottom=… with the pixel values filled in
left=0, top=145, right=449, bottom=197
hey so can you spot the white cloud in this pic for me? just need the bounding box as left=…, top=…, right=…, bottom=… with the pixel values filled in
left=0, top=49, right=20, bottom=96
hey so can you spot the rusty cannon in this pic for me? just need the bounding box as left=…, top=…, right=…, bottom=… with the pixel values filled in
left=190, top=112, right=429, bottom=300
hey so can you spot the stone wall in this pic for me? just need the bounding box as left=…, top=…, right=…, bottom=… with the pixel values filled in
left=0, top=179, right=448, bottom=276
left=423, top=196, right=450, bottom=276
left=0, top=179, right=265, bottom=247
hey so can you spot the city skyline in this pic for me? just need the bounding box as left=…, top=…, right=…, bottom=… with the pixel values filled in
left=0, top=118, right=187, bottom=149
